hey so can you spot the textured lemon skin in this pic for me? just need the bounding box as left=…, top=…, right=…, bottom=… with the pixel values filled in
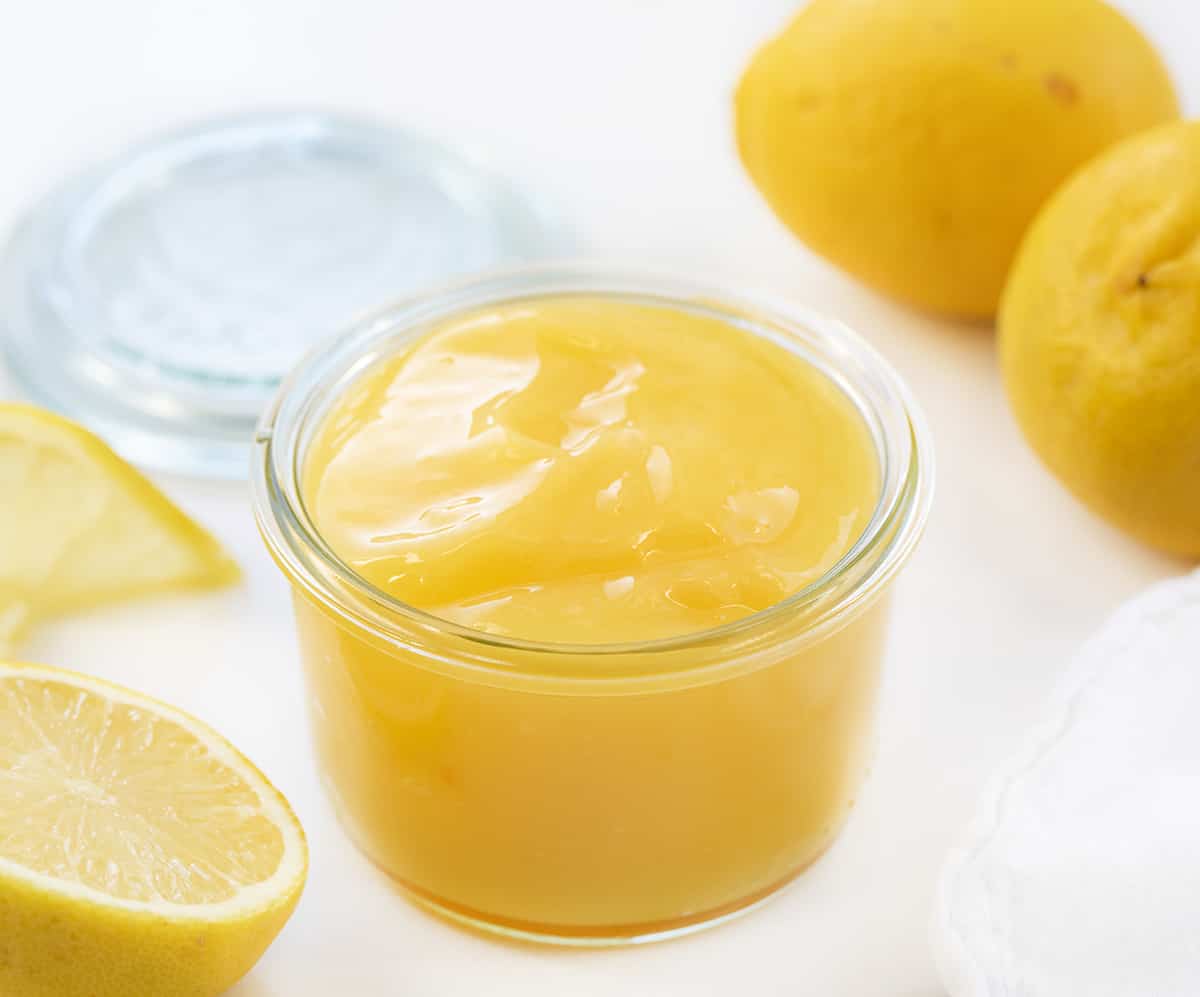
left=735, top=0, right=1179, bottom=318
left=0, top=662, right=308, bottom=997
left=1000, top=120, right=1200, bottom=557
left=0, top=881, right=300, bottom=997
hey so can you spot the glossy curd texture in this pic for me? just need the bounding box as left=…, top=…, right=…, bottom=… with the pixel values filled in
left=304, top=297, right=879, bottom=643
left=284, top=292, right=897, bottom=940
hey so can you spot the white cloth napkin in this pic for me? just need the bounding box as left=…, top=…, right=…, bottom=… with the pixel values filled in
left=933, top=569, right=1200, bottom=997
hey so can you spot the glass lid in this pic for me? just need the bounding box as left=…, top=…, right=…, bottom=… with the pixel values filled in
left=0, top=111, right=559, bottom=477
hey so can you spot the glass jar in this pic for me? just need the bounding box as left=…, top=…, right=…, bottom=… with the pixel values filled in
left=251, top=266, right=933, bottom=944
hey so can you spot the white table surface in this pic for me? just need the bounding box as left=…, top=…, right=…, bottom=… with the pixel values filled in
left=0, top=2, right=1193, bottom=994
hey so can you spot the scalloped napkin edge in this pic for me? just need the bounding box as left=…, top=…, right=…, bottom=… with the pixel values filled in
left=932, top=568, right=1200, bottom=997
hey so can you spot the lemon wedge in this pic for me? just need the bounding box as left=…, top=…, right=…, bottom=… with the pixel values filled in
left=0, top=661, right=307, bottom=997
left=0, top=403, right=239, bottom=650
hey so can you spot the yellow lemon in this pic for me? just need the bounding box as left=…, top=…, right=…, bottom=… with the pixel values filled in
left=0, top=403, right=239, bottom=650
left=0, top=661, right=307, bottom=997
left=735, top=0, right=1179, bottom=318
left=1000, top=119, right=1200, bottom=557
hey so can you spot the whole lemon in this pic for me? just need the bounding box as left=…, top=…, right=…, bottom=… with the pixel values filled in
left=1000, top=120, right=1200, bottom=557
left=735, top=0, right=1179, bottom=318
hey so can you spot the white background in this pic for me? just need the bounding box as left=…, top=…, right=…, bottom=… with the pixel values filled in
left=0, top=2, right=1194, bottom=994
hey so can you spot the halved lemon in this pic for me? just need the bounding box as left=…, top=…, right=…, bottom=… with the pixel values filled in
left=0, top=661, right=307, bottom=997
left=0, top=402, right=239, bottom=650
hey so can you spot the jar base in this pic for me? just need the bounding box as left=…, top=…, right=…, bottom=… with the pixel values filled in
left=321, top=766, right=843, bottom=947
left=376, top=854, right=829, bottom=948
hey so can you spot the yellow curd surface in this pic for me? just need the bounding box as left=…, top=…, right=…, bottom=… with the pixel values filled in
left=293, top=295, right=888, bottom=938
left=304, top=297, right=878, bottom=643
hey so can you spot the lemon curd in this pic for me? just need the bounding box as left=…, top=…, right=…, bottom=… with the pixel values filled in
left=255, top=273, right=932, bottom=943
left=304, top=298, right=878, bottom=642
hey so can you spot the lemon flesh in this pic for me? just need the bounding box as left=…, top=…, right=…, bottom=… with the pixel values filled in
left=735, top=0, right=1179, bottom=318
left=0, top=661, right=307, bottom=997
left=1000, top=119, right=1200, bottom=557
left=0, top=403, right=239, bottom=650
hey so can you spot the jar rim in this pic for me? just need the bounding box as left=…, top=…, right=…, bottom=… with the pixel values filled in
left=251, top=263, right=934, bottom=685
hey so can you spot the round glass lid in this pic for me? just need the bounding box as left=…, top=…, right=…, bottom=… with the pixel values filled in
left=0, top=111, right=559, bottom=477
